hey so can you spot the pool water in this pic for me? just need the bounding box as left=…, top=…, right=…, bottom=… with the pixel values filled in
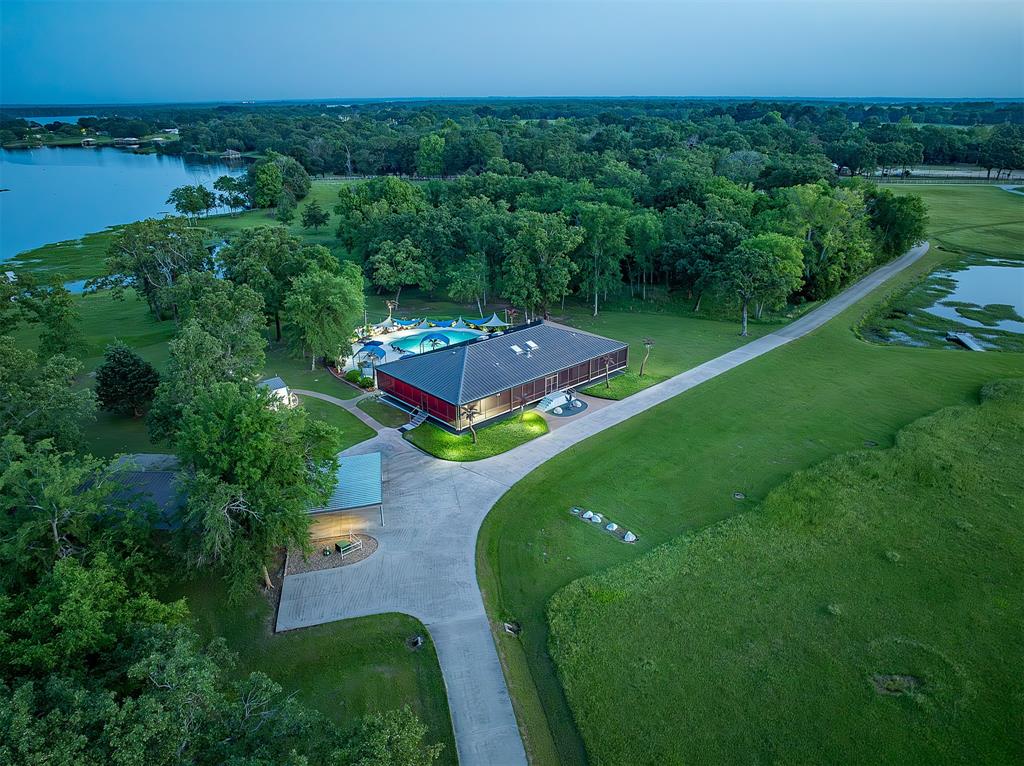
left=389, top=329, right=484, bottom=353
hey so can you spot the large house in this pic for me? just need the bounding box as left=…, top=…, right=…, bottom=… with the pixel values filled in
left=376, top=320, right=628, bottom=432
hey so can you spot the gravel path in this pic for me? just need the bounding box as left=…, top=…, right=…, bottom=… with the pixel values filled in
left=278, top=243, right=930, bottom=766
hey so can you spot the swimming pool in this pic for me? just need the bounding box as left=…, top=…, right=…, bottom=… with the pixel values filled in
left=388, top=329, right=485, bottom=353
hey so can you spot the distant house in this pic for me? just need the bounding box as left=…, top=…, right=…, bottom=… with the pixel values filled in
left=81, top=137, right=98, bottom=147
left=220, top=149, right=242, bottom=159
left=113, top=137, right=140, bottom=146
left=257, top=376, right=297, bottom=408
left=161, top=128, right=180, bottom=135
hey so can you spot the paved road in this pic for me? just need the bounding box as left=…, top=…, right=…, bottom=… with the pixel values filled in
left=276, top=243, right=930, bottom=766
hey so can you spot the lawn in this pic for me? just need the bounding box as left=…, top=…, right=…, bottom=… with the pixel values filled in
left=477, top=236, right=1024, bottom=763
left=296, top=395, right=376, bottom=450
left=547, top=379, right=1024, bottom=765
left=405, top=411, right=549, bottom=461
left=580, top=369, right=662, bottom=400
left=264, top=343, right=360, bottom=399
left=168, top=578, right=457, bottom=764
left=357, top=396, right=410, bottom=428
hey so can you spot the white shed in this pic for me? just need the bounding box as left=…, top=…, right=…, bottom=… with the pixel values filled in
left=257, top=376, right=296, bottom=408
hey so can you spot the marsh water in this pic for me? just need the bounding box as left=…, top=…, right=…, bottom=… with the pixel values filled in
left=922, top=261, right=1024, bottom=334
left=0, top=146, right=243, bottom=261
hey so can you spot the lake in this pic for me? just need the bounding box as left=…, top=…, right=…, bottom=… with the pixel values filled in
left=0, top=146, right=244, bottom=261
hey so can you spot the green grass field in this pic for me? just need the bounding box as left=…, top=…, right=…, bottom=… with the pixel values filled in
left=548, top=379, right=1024, bottom=765
left=168, top=578, right=457, bottom=764
left=357, top=396, right=410, bottom=428
left=477, top=187, right=1024, bottom=765
left=296, top=395, right=376, bottom=450
left=405, top=411, right=549, bottom=461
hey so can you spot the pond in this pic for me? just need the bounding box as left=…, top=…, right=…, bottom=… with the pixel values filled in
left=921, top=262, right=1024, bottom=334
left=0, top=146, right=244, bottom=261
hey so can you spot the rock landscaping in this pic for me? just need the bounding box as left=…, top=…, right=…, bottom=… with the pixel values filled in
left=570, top=507, right=637, bottom=544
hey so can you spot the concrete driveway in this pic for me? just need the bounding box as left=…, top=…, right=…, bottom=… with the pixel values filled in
left=277, top=243, right=930, bottom=766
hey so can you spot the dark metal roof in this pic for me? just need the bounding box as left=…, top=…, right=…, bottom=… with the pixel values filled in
left=376, top=321, right=627, bottom=405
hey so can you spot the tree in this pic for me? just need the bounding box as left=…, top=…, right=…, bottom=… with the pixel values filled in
left=415, top=133, right=445, bottom=177
left=723, top=233, right=804, bottom=336
left=275, top=189, right=296, bottom=225
left=367, top=238, right=434, bottom=305
left=572, top=203, right=628, bottom=317
left=97, top=217, right=211, bottom=319
left=174, top=271, right=268, bottom=379
left=219, top=227, right=338, bottom=341
left=625, top=211, right=662, bottom=300
left=447, top=252, right=489, bottom=316
left=149, top=274, right=268, bottom=441
left=864, top=187, right=928, bottom=259
left=250, top=161, right=283, bottom=208
left=175, top=382, right=342, bottom=598
left=338, top=707, right=444, bottom=766
left=29, top=284, right=83, bottom=358
left=460, top=403, right=481, bottom=445
left=0, top=337, right=95, bottom=452
left=166, top=184, right=215, bottom=221
left=94, top=341, right=160, bottom=417
left=285, top=262, right=365, bottom=369
left=214, top=174, right=247, bottom=215
left=639, top=338, right=655, bottom=377
left=300, top=198, right=330, bottom=231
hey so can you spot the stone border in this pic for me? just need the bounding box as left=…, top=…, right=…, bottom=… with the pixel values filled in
left=286, top=534, right=378, bottom=575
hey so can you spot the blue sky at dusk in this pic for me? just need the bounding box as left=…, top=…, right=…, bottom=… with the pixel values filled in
left=2, top=0, right=1021, bottom=105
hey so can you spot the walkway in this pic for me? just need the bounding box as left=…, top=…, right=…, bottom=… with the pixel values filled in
left=276, top=243, right=930, bottom=766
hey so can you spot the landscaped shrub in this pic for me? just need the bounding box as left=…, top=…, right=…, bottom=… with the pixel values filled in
left=358, top=376, right=375, bottom=389
left=345, top=369, right=362, bottom=383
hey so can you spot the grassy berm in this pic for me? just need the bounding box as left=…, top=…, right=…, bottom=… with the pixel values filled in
left=547, top=378, right=1024, bottom=765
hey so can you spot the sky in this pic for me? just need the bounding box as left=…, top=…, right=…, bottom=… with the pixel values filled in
left=2, top=0, right=1022, bottom=105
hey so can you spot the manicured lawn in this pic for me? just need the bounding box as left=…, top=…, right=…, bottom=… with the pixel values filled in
left=264, top=343, right=360, bottom=399
left=357, top=396, right=410, bottom=428
left=580, top=369, right=663, bottom=400
left=547, top=380, right=1024, bottom=765
left=296, top=395, right=376, bottom=451
left=477, top=236, right=1024, bottom=765
left=405, top=411, right=549, bottom=461
left=168, top=578, right=457, bottom=764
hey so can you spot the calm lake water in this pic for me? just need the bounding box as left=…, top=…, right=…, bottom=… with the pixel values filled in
left=0, top=146, right=244, bottom=261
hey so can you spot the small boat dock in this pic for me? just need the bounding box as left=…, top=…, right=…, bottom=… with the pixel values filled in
left=946, top=331, right=986, bottom=351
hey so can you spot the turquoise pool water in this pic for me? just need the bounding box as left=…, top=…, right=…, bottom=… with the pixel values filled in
left=389, top=329, right=483, bottom=353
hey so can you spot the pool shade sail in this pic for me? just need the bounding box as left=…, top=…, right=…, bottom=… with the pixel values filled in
left=358, top=346, right=386, bottom=359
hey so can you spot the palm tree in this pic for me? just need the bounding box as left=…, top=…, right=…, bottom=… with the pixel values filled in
left=385, top=299, right=397, bottom=319
left=639, top=338, right=655, bottom=377
left=505, top=308, right=520, bottom=326
left=602, top=354, right=615, bottom=388
left=460, top=403, right=481, bottom=444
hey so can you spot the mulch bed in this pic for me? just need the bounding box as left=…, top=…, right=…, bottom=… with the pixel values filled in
left=285, top=534, right=378, bottom=575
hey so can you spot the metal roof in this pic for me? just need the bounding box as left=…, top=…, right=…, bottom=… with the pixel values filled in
left=307, top=452, right=382, bottom=514
left=376, top=321, right=627, bottom=405
left=258, top=376, right=287, bottom=391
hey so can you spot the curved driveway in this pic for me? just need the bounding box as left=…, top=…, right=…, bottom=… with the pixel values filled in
left=277, top=243, right=930, bottom=766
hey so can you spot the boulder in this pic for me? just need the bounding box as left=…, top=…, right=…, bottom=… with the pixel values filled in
left=582, top=510, right=594, bottom=520
left=591, top=514, right=603, bottom=524
left=605, top=522, right=618, bottom=532
left=553, top=407, right=563, bottom=414
left=623, top=531, right=637, bottom=543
